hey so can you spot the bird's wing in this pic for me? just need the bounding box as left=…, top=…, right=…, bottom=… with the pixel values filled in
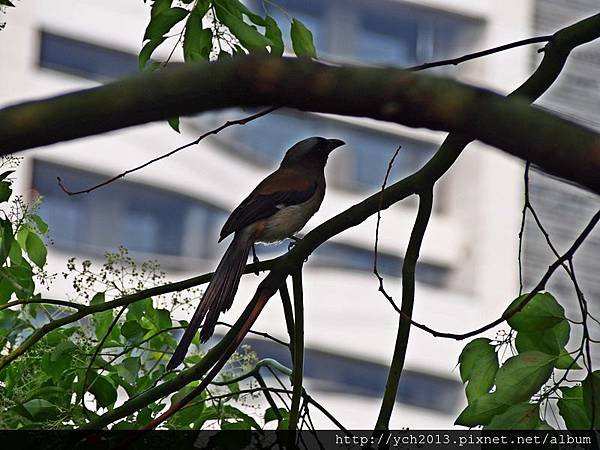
left=219, top=170, right=317, bottom=241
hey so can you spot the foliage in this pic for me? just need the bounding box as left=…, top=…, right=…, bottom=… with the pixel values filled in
left=0, top=157, right=273, bottom=430
left=139, top=0, right=314, bottom=69
left=140, top=0, right=314, bottom=131
left=456, top=292, right=598, bottom=429
left=1, top=3, right=599, bottom=434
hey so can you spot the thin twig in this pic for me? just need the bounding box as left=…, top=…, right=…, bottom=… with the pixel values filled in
left=0, top=298, right=84, bottom=311
left=56, top=34, right=554, bottom=196
left=216, top=320, right=289, bottom=346
left=517, top=161, right=530, bottom=295
left=373, top=145, right=402, bottom=314
left=80, top=305, right=127, bottom=418
left=401, top=210, right=600, bottom=341
left=57, top=107, right=279, bottom=196
left=406, top=36, right=553, bottom=72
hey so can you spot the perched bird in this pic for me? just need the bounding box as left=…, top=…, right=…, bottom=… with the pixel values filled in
left=167, top=136, right=345, bottom=370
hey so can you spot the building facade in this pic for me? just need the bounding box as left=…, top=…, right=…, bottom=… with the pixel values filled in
left=3, top=0, right=590, bottom=429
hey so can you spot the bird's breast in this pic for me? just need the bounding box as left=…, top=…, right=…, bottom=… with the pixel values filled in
left=255, top=191, right=323, bottom=243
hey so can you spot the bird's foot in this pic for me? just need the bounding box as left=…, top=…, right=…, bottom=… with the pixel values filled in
left=288, top=236, right=309, bottom=262
left=252, top=244, right=260, bottom=276
left=287, top=235, right=301, bottom=251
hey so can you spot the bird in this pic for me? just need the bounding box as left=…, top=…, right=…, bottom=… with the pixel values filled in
left=167, top=136, right=345, bottom=370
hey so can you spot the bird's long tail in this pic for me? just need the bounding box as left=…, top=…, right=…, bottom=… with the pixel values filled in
left=167, top=231, right=253, bottom=370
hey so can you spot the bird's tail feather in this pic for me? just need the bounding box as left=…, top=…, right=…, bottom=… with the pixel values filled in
left=167, top=231, right=253, bottom=370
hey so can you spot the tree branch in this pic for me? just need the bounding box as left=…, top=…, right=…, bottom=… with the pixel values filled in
left=57, top=107, right=279, bottom=196
left=404, top=209, right=600, bottom=340
left=1, top=16, right=600, bottom=191
left=288, top=268, right=305, bottom=432
left=407, top=35, right=553, bottom=71
left=56, top=34, right=551, bottom=195
left=0, top=256, right=278, bottom=370
left=375, top=189, right=433, bottom=431
left=8, top=13, right=597, bottom=427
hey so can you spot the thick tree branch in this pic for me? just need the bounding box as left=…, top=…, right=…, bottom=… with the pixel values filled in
left=57, top=35, right=551, bottom=195
left=1, top=15, right=600, bottom=192
left=288, top=268, right=305, bottom=432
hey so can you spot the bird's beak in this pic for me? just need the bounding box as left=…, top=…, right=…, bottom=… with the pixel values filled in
left=326, top=139, right=345, bottom=152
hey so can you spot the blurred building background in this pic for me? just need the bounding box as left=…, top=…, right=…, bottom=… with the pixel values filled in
left=0, top=0, right=597, bottom=428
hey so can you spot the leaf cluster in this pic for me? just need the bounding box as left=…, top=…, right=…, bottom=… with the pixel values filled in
left=456, top=292, right=597, bottom=429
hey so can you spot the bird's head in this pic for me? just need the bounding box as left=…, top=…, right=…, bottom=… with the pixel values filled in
left=279, top=136, right=345, bottom=168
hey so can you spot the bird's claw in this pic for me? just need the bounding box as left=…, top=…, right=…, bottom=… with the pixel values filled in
left=252, top=245, right=260, bottom=276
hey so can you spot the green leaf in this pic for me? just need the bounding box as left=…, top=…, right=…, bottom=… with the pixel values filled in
left=222, top=0, right=265, bottom=26
left=0, top=181, right=12, bottom=203
left=0, top=1, right=15, bottom=8
left=15, top=225, right=29, bottom=249
left=139, top=37, right=166, bottom=70
left=220, top=405, right=261, bottom=430
left=264, top=16, right=284, bottom=56
left=51, top=340, right=76, bottom=362
left=25, top=232, right=47, bottom=268
left=0, top=219, right=14, bottom=265
left=121, top=320, right=144, bottom=339
left=582, top=370, right=600, bottom=428
left=458, top=338, right=499, bottom=402
left=264, top=407, right=288, bottom=423
left=94, top=309, right=114, bottom=340
left=21, top=399, right=59, bottom=421
left=112, top=420, right=137, bottom=430
left=485, top=402, right=541, bottom=429
left=30, top=214, right=48, bottom=234
left=494, top=351, right=556, bottom=404
left=155, top=308, right=172, bottom=329
left=41, top=340, right=76, bottom=383
left=170, top=402, right=205, bottom=428
left=8, top=239, right=22, bottom=265
left=127, top=298, right=153, bottom=318
left=182, top=1, right=212, bottom=62
left=555, top=349, right=582, bottom=370
left=558, top=385, right=591, bottom=429
left=167, top=116, right=180, bottom=133
left=515, top=319, right=569, bottom=356
left=89, top=375, right=117, bottom=407
left=458, top=338, right=496, bottom=383
left=91, top=292, right=105, bottom=305
left=505, top=292, right=565, bottom=331
left=0, top=276, right=14, bottom=304
left=455, top=393, right=509, bottom=427
left=116, top=357, right=141, bottom=384
left=215, top=2, right=272, bottom=51
left=8, top=263, right=34, bottom=299
left=150, top=0, right=172, bottom=17
left=143, top=7, right=189, bottom=41
left=290, top=18, right=316, bottom=58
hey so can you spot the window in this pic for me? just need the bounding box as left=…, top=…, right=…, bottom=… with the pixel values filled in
left=255, top=0, right=480, bottom=68
left=357, top=11, right=420, bottom=66
left=355, top=4, right=478, bottom=67
left=200, top=109, right=437, bottom=191
left=39, top=31, right=139, bottom=80
left=32, top=160, right=227, bottom=261
left=226, top=336, right=463, bottom=413
left=254, top=237, right=449, bottom=286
